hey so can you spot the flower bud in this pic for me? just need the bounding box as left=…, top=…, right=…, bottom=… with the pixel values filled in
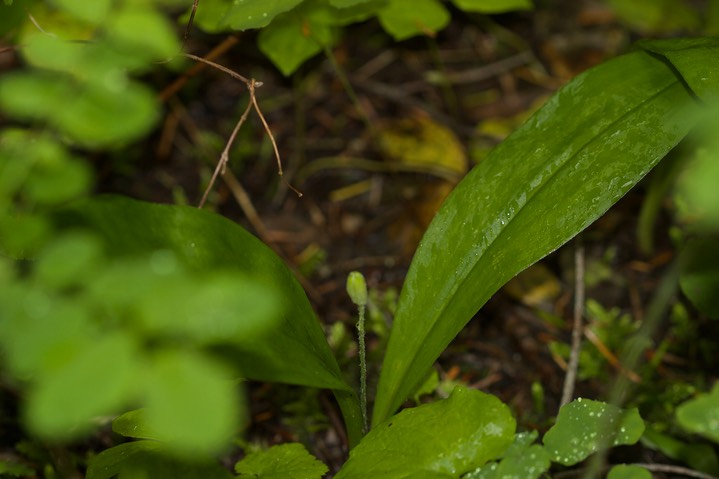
left=346, top=271, right=368, bottom=307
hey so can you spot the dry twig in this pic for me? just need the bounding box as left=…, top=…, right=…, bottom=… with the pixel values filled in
left=560, top=239, right=585, bottom=408
left=180, top=53, right=301, bottom=207
left=182, top=0, right=200, bottom=49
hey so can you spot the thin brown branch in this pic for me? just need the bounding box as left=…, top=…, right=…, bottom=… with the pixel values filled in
left=555, top=463, right=719, bottom=479
left=198, top=89, right=254, bottom=208
left=181, top=0, right=199, bottom=49
left=220, top=167, right=268, bottom=239
left=584, top=327, right=642, bottom=384
left=181, top=52, right=253, bottom=86
left=560, top=239, right=585, bottom=408
left=181, top=55, right=301, bottom=203
left=634, top=463, right=719, bottom=479
left=251, top=92, right=303, bottom=197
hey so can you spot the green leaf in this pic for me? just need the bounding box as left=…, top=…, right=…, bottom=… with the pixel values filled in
left=642, top=426, right=719, bottom=474
left=638, top=37, right=719, bottom=101
left=56, top=195, right=364, bottom=447
left=543, top=399, right=645, bottom=466
left=329, top=0, right=375, bottom=6
left=465, top=432, right=550, bottom=479
left=451, top=0, right=532, bottom=14
left=377, top=0, right=450, bottom=41
left=55, top=80, right=158, bottom=149
left=258, top=0, right=336, bottom=76
left=192, top=0, right=304, bottom=33
left=26, top=332, right=140, bottom=439
left=87, top=441, right=164, bottom=479
left=106, top=6, right=180, bottom=61
left=0, top=0, right=34, bottom=36
left=0, top=288, right=93, bottom=378
left=235, top=443, right=329, bottom=479
left=679, top=238, right=719, bottom=319
left=86, top=441, right=232, bottom=479
left=142, top=350, right=241, bottom=456
left=113, top=409, right=164, bottom=441
left=258, top=0, right=381, bottom=75
left=135, top=270, right=282, bottom=344
left=57, top=195, right=348, bottom=391
left=0, top=459, right=35, bottom=477
left=336, top=387, right=515, bottom=478
left=35, top=232, right=103, bottom=289
left=0, top=72, right=159, bottom=148
left=53, top=0, right=111, bottom=24
left=605, top=0, right=700, bottom=34
left=0, top=211, right=50, bottom=258
left=677, top=383, right=719, bottom=444
left=607, top=464, right=651, bottom=479
left=372, top=48, right=699, bottom=424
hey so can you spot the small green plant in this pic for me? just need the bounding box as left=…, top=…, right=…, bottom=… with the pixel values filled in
left=2, top=1, right=719, bottom=478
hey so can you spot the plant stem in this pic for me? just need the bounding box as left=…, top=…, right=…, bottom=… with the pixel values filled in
left=357, top=303, right=368, bottom=434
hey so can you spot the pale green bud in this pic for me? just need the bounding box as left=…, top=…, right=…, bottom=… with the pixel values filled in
left=346, top=271, right=368, bottom=307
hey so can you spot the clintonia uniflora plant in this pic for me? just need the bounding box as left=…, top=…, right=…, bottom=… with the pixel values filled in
left=2, top=0, right=719, bottom=476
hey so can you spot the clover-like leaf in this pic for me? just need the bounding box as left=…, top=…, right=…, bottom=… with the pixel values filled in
left=676, top=382, right=719, bottom=444
left=543, top=399, right=645, bottom=466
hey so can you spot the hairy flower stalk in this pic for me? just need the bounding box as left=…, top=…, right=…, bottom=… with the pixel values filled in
left=347, top=271, right=369, bottom=433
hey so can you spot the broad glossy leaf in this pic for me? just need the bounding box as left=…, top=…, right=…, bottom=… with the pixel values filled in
left=373, top=49, right=699, bottom=424
left=235, top=443, right=328, bottom=479
left=605, top=0, right=699, bottom=34
left=335, top=387, right=515, bottom=479
left=57, top=195, right=349, bottom=392
left=451, top=0, right=532, bottom=13
left=543, top=399, right=644, bottom=466
left=677, top=382, right=719, bottom=444
left=377, top=0, right=450, bottom=41
left=679, top=238, right=719, bottom=319
left=638, top=38, right=719, bottom=101
left=87, top=441, right=164, bottom=479
left=113, top=409, right=163, bottom=441
left=86, top=440, right=232, bottom=479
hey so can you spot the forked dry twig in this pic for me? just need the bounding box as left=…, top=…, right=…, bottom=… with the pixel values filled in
left=181, top=53, right=302, bottom=207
